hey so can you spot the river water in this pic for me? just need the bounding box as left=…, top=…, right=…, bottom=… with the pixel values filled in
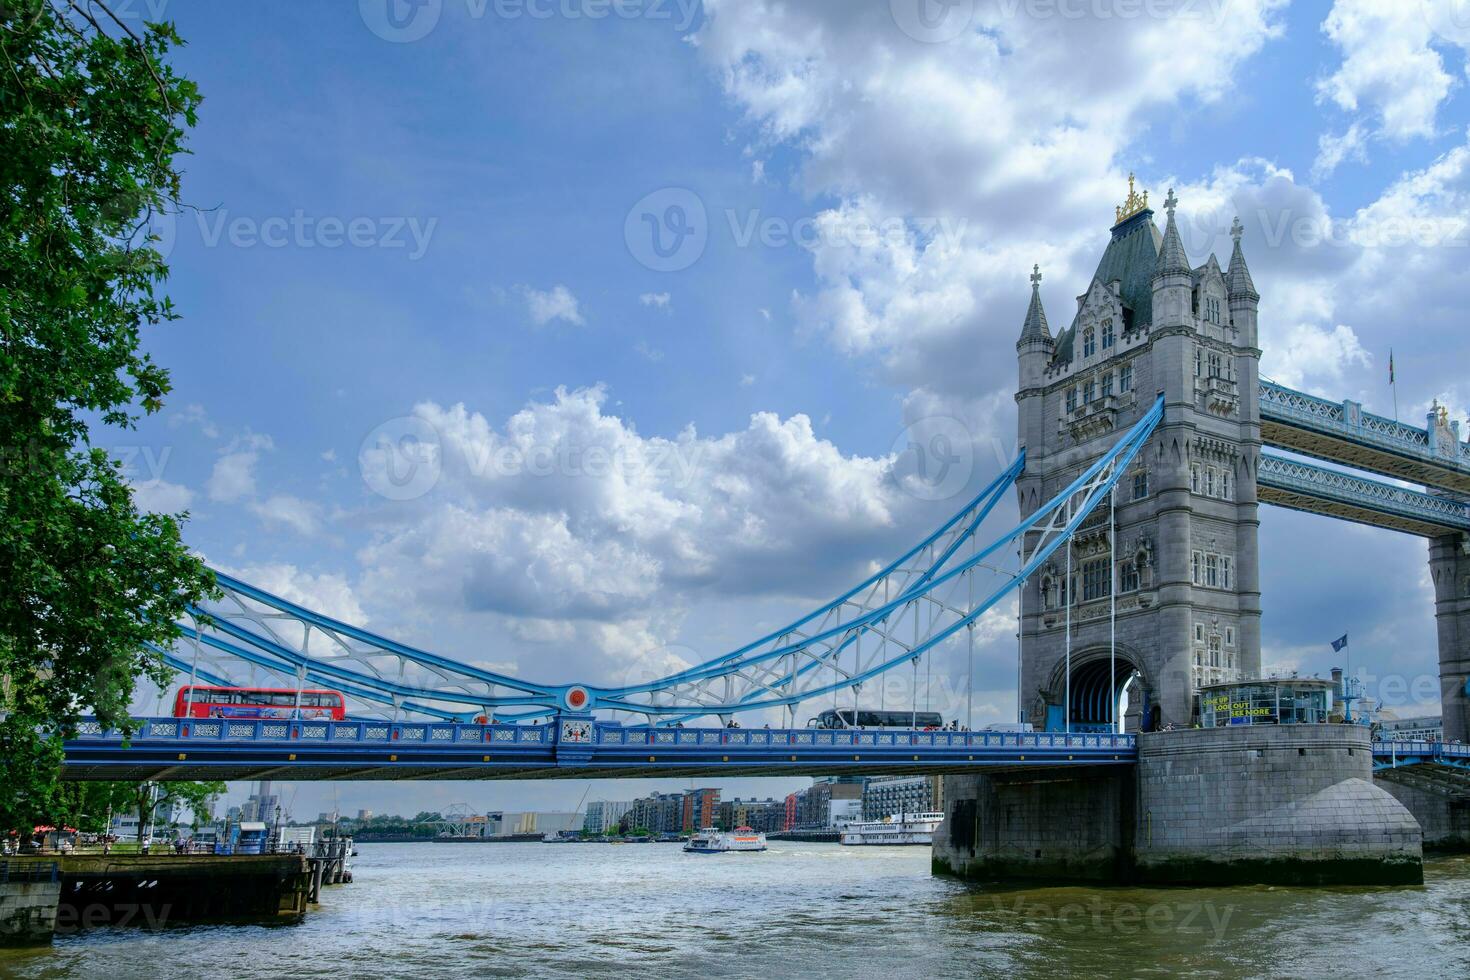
left=4, top=842, right=1470, bottom=978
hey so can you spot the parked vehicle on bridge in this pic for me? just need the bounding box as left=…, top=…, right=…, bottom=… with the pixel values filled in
left=807, top=709, right=945, bottom=730
left=173, top=685, right=347, bottom=721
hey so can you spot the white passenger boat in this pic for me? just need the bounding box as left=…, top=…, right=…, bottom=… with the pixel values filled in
left=839, top=812, right=944, bottom=846
left=683, top=826, right=767, bottom=853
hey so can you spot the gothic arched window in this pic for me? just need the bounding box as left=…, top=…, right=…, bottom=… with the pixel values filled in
left=1083, top=328, right=1096, bottom=358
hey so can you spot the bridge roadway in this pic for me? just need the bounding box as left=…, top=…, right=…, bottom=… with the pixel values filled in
left=61, top=717, right=1470, bottom=784
left=1258, top=453, right=1470, bottom=537
left=63, top=717, right=1135, bottom=781
left=1260, top=380, right=1470, bottom=495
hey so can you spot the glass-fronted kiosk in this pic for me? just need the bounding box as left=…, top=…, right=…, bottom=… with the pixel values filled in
left=1197, top=678, right=1335, bottom=727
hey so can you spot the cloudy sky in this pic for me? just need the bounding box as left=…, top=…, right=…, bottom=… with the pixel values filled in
left=110, top=0, right=1470, bottom=817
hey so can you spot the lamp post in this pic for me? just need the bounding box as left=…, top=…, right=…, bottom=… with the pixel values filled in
left=273, top=804, right=283, bottom=854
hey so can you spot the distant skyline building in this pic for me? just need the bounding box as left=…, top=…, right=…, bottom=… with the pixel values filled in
left=716, top=798, right=783, bottom=833
left=1377, top=714, right=1443, bottom=742
left=584, top=800, right=633, bottom=834
left=682, top=788, right=720, bottom=831
left=242, top=780, right=281, bottom=824
left=862, top=775, right=944, bottom=820
left=784, top=777, right=864, bottom=830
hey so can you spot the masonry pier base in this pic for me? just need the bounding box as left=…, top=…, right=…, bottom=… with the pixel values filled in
left=934, top=726, right=1424, bottom=887
left=1375, top=773, right=1470, bottom=851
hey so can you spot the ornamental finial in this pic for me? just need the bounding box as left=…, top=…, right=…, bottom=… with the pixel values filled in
left=1114, top=172, right=1150, bottom=225
left=1030, top=264, right=1042, bottom=289
left=1231, top=216, right=1244, bottom=243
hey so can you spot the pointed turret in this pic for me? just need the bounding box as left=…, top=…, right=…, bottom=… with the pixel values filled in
left=1226, top=216, right=1260, bottom=348
left=1017, top=264, right=1054, bottom=397
left=1154, top=188, right=1190, bottom=278
left=1017, top=263, right=1052, bottom=346
left=1150, top=188, right=1194, bottom=330
left=1226, top=216, right=1258, bottom=302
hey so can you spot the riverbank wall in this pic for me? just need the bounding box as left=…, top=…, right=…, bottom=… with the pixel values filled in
left=2, top=853, right=320, bottom=946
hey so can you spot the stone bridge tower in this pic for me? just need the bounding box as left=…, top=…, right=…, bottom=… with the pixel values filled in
left=1015, top=180, right=1263, bottom=731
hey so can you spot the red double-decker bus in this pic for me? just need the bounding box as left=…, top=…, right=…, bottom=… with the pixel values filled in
left=172, top=686, right=347, bottom=720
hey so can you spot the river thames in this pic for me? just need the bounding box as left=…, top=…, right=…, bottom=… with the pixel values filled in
left=4, top=843, right=1470, bottom=978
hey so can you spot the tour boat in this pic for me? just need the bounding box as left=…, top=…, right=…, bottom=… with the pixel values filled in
left=683, top=826, right=767, bottom=853
left=838, top=812, right=945, bottom=846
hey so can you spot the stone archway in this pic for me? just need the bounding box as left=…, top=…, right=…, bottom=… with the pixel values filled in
left=1045, top=647, right=1150, bottom=733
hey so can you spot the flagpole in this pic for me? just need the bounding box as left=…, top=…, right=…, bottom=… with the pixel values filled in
left=1390, top=349, right=1399, bottom=423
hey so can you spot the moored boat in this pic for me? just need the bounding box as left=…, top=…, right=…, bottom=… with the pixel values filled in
left=838, top=812, right=944, bottom=846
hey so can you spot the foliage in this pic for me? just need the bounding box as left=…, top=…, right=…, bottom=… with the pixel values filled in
left=131, top=780, right=224, bottom=839
left=0, top=0, right=212, bottom=834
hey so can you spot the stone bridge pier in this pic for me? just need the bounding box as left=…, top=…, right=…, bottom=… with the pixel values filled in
left=934, top=725, right=1423, bottom=886
left=1430, top=534, right=1470, bottom=744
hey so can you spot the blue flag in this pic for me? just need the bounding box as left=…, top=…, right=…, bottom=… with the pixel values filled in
left=1331, top=634, right=1348, bottom=652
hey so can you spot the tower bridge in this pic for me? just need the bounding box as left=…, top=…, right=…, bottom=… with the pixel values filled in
left=58, top=178, right=1470, bottom=883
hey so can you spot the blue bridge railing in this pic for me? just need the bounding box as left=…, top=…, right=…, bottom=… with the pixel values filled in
left=1371, top=740, right=1470, bottom=770
left=1261, top=381, right=1470, bottom=466
left=1259, top=453, right=1470, bottom=535
left=62, top=717, right=1137, bottom=780
left=69, top=717, right=1135, bottom=751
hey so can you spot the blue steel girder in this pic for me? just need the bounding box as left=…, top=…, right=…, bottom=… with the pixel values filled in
left=177, top=452, right=1024, bottom=724
left=1258, top=452, right=1470, bottom=538
left=158, top=397, right=1162, bottom=726
left=60, top=717, right=1137, bottom=782
left=1260, top=381, right=1470, bottom=495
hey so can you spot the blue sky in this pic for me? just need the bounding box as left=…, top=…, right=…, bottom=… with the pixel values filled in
left=103, top=0, right=1470, bottom=817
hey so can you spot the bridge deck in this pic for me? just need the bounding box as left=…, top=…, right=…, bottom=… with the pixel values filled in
left=62, top=719, right=1470, bottom=782
left=1260, top=381, right=1470, bottom=495
left=62, top=718, right=1136, bottom=781
left=1258, top=453, right=1470, bottom=537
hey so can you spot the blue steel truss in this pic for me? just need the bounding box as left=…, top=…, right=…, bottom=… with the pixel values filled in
left=1257, top=452, right=1470, bottom=537
left=1260, top=380, right=1470, bottom=494
left=155, top=397, right=1165, bottom=726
